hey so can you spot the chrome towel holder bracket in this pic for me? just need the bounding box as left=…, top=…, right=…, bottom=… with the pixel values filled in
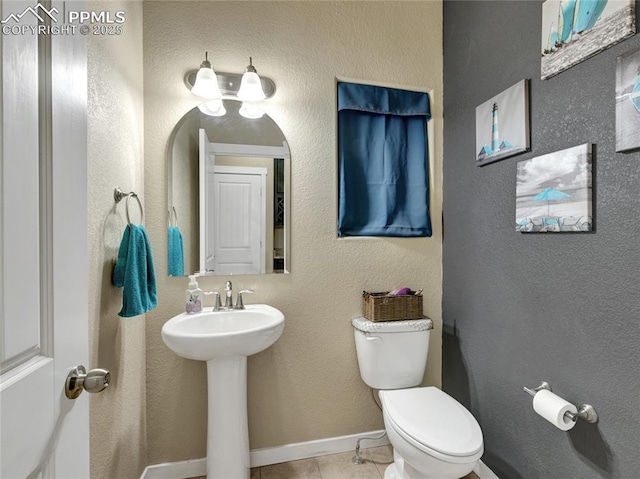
left=523, top=381, right=599, bottom=424
left=168, top=206, right=178, bottom=227
left=114, top=187, right=144, bottom=225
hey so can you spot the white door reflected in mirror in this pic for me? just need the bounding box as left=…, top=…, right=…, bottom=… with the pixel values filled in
left=199, top=130, right=268, bottom=275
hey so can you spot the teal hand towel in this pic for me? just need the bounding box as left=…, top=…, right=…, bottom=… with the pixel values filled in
left=113, top=224, right=157, bottom=317
left=167, top=226, right=184, bottom=276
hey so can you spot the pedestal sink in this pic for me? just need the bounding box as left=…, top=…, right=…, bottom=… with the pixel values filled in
left=161, top=304, right=285, bottom=479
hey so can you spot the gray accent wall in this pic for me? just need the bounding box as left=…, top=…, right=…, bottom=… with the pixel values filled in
left=443, top=1, right=640, bottom=478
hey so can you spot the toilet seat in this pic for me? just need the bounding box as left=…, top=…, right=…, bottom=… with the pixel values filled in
left=380, top=387, right=483, bottom=461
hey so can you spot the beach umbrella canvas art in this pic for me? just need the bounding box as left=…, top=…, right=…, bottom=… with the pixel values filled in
left=516, top=144, right=593, bottom=233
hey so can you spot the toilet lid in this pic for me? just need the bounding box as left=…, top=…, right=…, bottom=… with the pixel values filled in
left=351, top=317, right=433, bottom=333
left=380, top=387, right=483, bottom=457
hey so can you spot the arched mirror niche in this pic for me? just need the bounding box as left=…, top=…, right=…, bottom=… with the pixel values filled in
left=167, top=99, right=290, bottom=276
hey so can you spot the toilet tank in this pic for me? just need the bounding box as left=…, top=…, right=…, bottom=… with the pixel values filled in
left=352, top=317, right=433, bottom=390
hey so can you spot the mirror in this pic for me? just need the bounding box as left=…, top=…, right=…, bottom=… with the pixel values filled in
left=167, top=99, right=290, bottom=276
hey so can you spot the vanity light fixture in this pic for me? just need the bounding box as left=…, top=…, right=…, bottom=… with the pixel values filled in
left=184, top=53, right=276, bottom=118
left=190, top=52, right=223, bottom=100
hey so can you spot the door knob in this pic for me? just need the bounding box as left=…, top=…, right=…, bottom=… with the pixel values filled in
left=65, top=365, right=111, bottom=399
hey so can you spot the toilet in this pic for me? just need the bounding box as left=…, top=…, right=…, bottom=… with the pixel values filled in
left=352, top=317, right=483, bottom=479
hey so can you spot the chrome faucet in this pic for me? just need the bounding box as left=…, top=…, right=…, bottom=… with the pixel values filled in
left=216, top=281, right=254, bottom=310
left=224, top=281, right=233, bottom=309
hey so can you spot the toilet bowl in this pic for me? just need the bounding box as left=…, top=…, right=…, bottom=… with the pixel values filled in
left=352, top=317, right=484, bottom=479
left=380, top=387, right=483, bottom=479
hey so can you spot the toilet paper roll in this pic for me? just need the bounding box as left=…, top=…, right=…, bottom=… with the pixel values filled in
left=532, top=390, right=578, bottom=431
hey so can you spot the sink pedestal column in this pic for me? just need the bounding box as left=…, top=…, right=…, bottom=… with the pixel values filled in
left=206, top=356, right=250, bottom=479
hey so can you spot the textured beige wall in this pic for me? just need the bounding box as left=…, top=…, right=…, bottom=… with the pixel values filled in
left=87, top=2, right=147, bottom=478
left=143, top=0, right=443, bottom=464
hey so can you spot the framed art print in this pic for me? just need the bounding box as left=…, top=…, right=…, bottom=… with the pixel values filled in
left=616, top=47, right=640, bottom=152
left=541, top=0, right=635, bottom=80
left=475, top=80, right=530, bottom=167
left=516, top=144, right=593, bottom=233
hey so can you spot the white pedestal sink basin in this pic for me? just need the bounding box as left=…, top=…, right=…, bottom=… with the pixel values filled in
left=161, top=304, right=285, bottom=479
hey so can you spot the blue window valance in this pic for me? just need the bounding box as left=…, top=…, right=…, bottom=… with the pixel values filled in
left=338, top=82, right=432, bottom=237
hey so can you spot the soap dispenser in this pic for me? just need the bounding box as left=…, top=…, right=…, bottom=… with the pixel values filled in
left=185, top=274, right=203, bottom=313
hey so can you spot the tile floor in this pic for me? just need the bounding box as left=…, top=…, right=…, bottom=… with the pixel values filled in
left=192, top=445, right=481, bottom=479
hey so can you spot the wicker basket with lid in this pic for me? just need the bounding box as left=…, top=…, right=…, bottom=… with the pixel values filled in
left=362, top=292, right=424, bottom=322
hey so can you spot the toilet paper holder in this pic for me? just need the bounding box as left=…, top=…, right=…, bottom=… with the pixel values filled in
left=523, top=381, right=599, bottom=424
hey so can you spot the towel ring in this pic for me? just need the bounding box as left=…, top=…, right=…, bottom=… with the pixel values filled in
left=114, top=187, right=144, bottom=225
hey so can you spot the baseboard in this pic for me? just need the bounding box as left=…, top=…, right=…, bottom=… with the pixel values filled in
left=250, top=429, right=390, bottom=467
left=140, top=431, right=500, bottom=479
left=140, top=429, right=390, bottom=479
left=141, top=458, right=206, bottom=479
left=475, top=460, right=500, bottom=479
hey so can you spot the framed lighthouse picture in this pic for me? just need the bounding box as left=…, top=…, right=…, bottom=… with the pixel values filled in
left=475, top=79, right=531, bottom=167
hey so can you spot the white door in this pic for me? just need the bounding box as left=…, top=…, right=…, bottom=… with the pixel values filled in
left=0, top=1, right=90, bottom=477
left=209, top=166, right=266, bottom=275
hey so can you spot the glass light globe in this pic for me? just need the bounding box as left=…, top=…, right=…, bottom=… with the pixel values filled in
left=237, top=59, right=266, bottom=102
left=191, top=67, right=222, bottom=99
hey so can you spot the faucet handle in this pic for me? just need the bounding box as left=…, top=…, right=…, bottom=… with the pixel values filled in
left=234, top=290, right=254, bottom=310
left=204, top=291, right=222, bottom=311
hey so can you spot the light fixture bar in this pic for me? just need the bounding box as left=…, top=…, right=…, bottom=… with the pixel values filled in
left=184, top=70, right=276, bottom=99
